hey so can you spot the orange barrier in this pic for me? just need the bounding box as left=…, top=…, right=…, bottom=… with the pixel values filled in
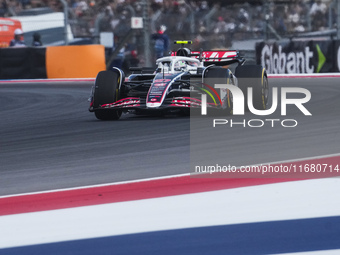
left=46, top=45, right=106, bottom=78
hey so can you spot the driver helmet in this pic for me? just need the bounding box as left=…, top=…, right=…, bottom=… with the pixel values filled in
left=174, top=60, right=187, bottom=71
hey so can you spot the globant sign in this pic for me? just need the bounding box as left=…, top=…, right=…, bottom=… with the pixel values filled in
left=255, top=41, right=333, bottom=74
left=260, top=44, right=314, bottom=74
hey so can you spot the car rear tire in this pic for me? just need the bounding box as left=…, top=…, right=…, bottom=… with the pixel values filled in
left=93, top=70, right=122, bottom=120
left=203, top=66, right=233, bottom=115
left=234, top=65, right=268, bottom=111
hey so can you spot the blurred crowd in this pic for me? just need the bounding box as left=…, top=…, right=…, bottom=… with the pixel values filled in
left=0, top=0, right=336, bottom=68
left=0, top=0, right=335, bottom=37
left=66, top=0, right=335, bottom=50
left=67, top=0, right=334, bottom=42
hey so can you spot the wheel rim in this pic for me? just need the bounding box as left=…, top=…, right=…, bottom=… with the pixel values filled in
left=263, top=77, right=269, bottom=106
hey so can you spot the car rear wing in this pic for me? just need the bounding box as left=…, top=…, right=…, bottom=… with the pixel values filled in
left=171, top=49, right=245, bottom=66
left=195, top=50, right=245, bottom=66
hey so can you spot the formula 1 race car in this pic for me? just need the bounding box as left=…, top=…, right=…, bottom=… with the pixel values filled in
left=89, top=41, right=268, bottom=120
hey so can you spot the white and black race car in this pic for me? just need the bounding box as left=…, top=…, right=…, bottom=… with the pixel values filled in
left=89, top=41, right=269, bottom=120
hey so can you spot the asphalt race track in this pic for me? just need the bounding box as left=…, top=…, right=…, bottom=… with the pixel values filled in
left=1, top=77, right=340, bottom=196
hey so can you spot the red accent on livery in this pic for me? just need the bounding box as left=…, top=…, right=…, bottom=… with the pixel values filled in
left=170, top=97, right=220, bottom=108
left=200, top=51, right=237, bottom=60
left=147, top=73, right=181, bottom=105
left=101, top=97, right=140, bottom=108
left=171, top=50, right=238, bottom=61
left=171, top=97, right=201, bottom=107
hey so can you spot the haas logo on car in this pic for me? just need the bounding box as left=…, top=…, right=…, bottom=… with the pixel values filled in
left=172, top=51, right=237, bottom=61
left=154, top=83, right=167, bottom=87
left=191, top=51, right=237, bottom=61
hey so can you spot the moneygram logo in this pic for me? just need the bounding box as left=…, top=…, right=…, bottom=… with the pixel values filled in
left=201, top=84, right=312, bottom=128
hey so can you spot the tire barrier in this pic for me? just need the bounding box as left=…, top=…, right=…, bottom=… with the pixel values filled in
left=0, top=47, right=46, bottom=79
left=0, top=45, right=106, bottom=79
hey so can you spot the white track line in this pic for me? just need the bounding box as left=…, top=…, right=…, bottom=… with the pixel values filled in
left=276, top=249, right=340, bottom=255
left=0, top=78, right=95, bottom=83
left=268, top=73, right=340, bottom=78
left=1, top=178, right=340, bottom=249
left=1, top=152, right=340, bottom=199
